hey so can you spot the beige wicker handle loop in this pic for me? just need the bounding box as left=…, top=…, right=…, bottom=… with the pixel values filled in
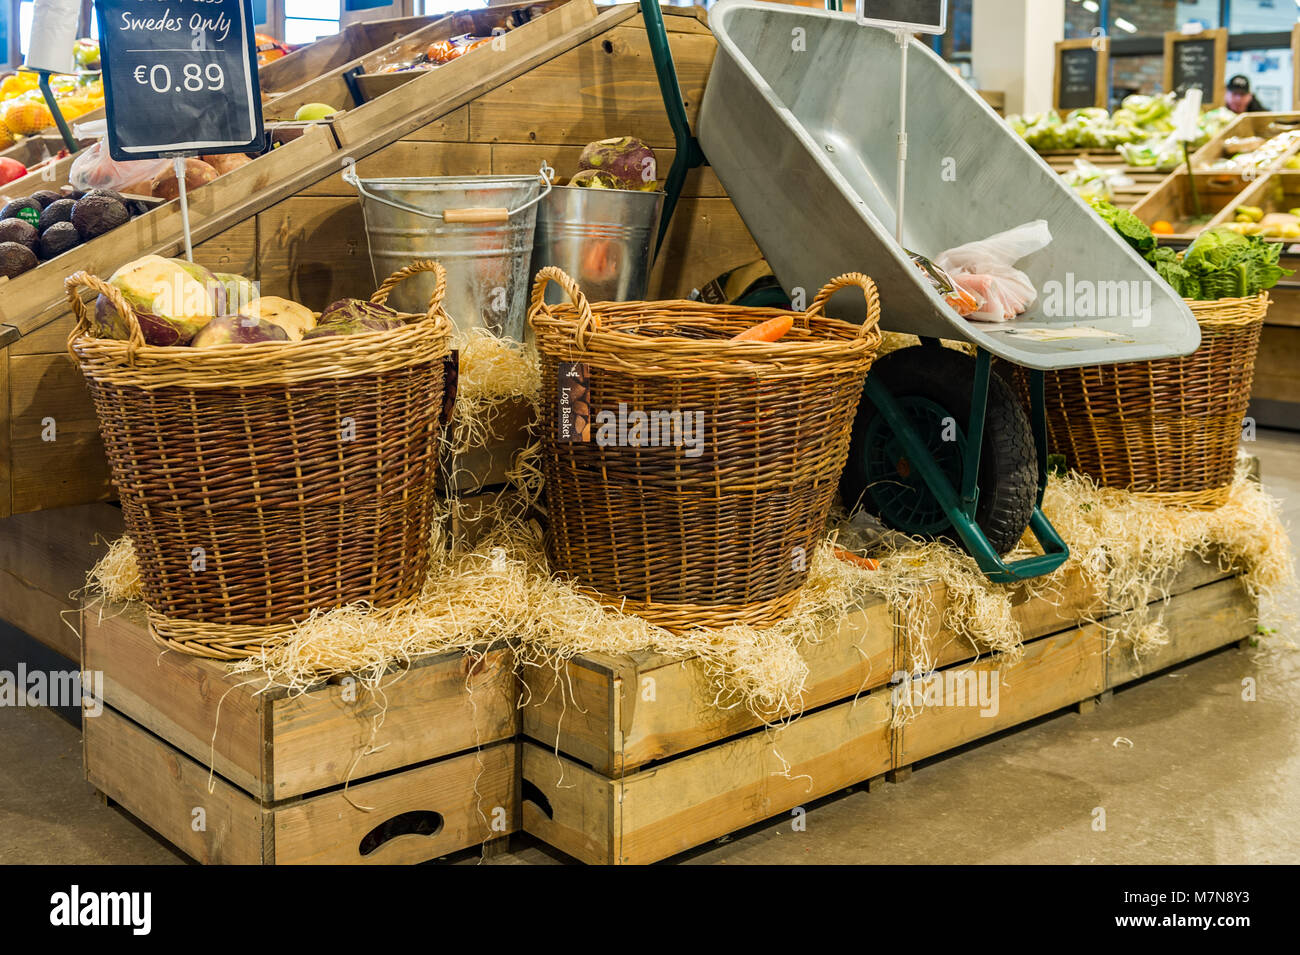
left=65, top=270, right=147, bottom=357
left=370, top=259, right=449, bottom=321
left=806, top=272, right=884, bottom=348
left=530, top=266, right=598, bottom=346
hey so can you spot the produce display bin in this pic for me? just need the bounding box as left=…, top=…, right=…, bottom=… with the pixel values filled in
left=1189, top=111, right=1300, bottom=172
left=1131, top=171, right=1254, bottom=241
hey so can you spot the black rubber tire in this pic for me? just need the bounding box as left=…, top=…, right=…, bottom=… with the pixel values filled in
left=840, top=345, right=1038, bottom=556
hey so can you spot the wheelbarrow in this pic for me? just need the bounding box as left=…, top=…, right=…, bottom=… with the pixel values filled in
left=640, top=0, right=1199, bottom=583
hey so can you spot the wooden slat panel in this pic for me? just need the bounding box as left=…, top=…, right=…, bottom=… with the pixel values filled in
left=256, top=196, right=374, bottom=310
left=648, top=197, right=761, bottom=300
left=0, top=502, right=122, bottom=658
left=269, top=646, right=518, bottom=799
left=522, top=655, right=617, bottom=771
left=467, top=25, right=715, bottom=147
left=302, top=138, right=490, bottom=197
left=7, top=353, right=111, bottom=513
left=521, top=741, right=617, bottom=865
left=921, top=563, right=1105, bottom=672
left=1253, top=323, right=1300, bottom=404
left=1106, top=576, right=1256, bottom=687
left=489, top=142, right=728, bottom=197
left=616, top=689, right=892, bottom=865
left=0, top=573, right=81, bottom=660
left=897, top=624, right=1106, bottom=766
left=85, top=707, right=270, bottom=865
left=83, top=603, right=271, bottom=798
left=273, top=743, right=516, bottom=864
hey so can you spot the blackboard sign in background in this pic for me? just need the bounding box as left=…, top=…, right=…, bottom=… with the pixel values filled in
left=1170, top=37, right=1216, bottom=96
left=1058, top=46, right=1099, bottom=111
left=857, top=0, right=946, bottom=35
left=96, top=0, right=264, bottom=161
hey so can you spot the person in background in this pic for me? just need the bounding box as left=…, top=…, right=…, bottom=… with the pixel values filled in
left=1225, top=74, right=1268, bottom=114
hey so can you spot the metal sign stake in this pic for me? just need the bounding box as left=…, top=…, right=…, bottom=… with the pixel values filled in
left=173, top=156, right=193, bottom=262
left=895, top=28, right=909, bottom=246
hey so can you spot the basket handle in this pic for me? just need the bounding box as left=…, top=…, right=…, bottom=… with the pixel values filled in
left=65, top=270, right=147, bottom=354
left=805, top=272, right=884, bottom=347
left=371, top=259, right=449, bottom=321
left=529, top=266, right=598, bottom=347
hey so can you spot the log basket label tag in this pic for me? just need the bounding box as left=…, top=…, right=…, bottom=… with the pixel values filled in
left=442, top=349, right=459, bottom=426
left=558, top=361, right=591, bottom=442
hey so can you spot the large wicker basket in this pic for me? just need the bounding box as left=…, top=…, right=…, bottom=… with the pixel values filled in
left=527, top=266, right=882, bottom=632
left=67, top=260, right=453, bottom=659
left=1026, top=292, right=1267, bottom=509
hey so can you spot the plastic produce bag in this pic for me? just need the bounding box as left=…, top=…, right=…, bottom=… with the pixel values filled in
left=936, top=221, right=1052, bottom=322
left=69, top=139, right=170, bottom=196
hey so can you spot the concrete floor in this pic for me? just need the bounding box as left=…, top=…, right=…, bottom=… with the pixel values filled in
left=2, top=431, right=1297, bottom=865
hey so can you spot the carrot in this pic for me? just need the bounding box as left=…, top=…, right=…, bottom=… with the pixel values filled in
left=730, top=313, right=794, bottom=343
left=833, top=547, right=879, bottom=571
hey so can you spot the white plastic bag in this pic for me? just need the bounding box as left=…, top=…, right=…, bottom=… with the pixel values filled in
left=69, top=139, right=171, bottom=195
left=936, top=221, right=1052, bottom=322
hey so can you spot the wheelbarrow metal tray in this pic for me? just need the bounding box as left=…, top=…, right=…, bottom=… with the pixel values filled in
left=698, top=1, right=1199, bottom=372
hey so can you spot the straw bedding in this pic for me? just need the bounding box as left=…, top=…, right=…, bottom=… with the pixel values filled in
left=84, top=336, right=1295, bottom=727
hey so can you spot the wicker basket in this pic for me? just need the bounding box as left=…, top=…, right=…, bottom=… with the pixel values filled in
left=67, top=260, right=453, bottom=659
left=527, top=266, right=882, bottom=631
left=1025, top=292, right=1267, bottom=509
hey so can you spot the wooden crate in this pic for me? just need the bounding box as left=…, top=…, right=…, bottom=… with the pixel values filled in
left=257, top=14, right=444, bottom=100
left=521, top=551, right=1258, bottom=864
left=1131, top=170, right=1254, bottom=240
left=82, top=602, right=518, bottom=864
left=264, top=2, right=567, bottom=122
left=1189, top=111, right=1300, bottom=172
left=1037, top=148, right=1169, bottom=210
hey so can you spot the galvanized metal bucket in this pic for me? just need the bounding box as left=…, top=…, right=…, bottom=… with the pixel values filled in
left=345, top=166, right=552, bottom=339
left=530, top=185, right=664, bottom=305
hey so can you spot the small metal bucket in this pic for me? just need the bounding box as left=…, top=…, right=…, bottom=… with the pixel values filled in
left=530, top=185, right=664, bottom=305
left=345, top=166, right=552, bottom=339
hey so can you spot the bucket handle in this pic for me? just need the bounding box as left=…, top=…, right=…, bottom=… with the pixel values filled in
left=529, top=266, right=598, bottom=347
left=804, top=272, right=884, bottom=348
left=371, top=259, right=450, bottom=321
left=344, top=162, right=555, bottom=224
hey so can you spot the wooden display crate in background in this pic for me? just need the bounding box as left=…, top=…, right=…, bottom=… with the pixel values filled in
left=1037, top=148, right=1170, bottom=210
left=82, top=604, right=518, bottom=865
left=1131, top=170, right=1254, bottom=240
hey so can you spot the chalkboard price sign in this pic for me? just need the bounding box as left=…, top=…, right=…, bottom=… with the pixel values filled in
left=1054, top=39, right=1107, bottom=111
left=96, top=0, right=264, bottom=161
left=1171, top=39, right=1213, bottom=95
left=1059, top=48, right=1098, bottom=110
left=1163, top=29, right=1227, bottom=108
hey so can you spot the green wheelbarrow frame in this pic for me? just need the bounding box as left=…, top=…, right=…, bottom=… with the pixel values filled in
left=637, top=0, right=1069, bottom=583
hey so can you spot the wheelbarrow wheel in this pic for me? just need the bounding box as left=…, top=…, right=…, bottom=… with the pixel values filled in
left=840, top=345, right=1037, bottom=556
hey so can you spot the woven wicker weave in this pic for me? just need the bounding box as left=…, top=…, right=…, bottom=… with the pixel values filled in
left=67, top=260, right=453, bottom=658
left=1021, top=293, right=1266, bottom=509
left=528, top=266, right=882, bottom=632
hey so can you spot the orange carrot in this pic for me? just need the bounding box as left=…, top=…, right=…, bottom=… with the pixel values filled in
left=833, top=547, right=879, bottom=571
left=730, top=313, right=794, bottom=343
